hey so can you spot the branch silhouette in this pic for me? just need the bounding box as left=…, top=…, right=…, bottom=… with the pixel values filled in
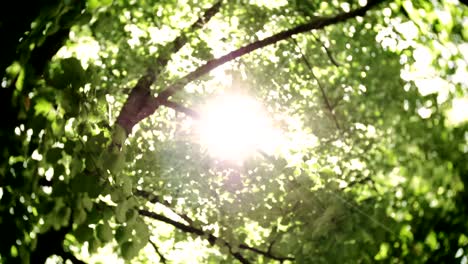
left=116, top=0, right=223, bottom=134
left=116, top=0, right=386, bottom=134
left=137, top=190, right=295, bottom=262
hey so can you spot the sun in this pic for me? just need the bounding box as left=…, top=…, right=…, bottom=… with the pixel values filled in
left=197, top=93, right=277, bottom=163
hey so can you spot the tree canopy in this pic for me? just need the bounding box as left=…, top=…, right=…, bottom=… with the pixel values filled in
left=1, top=0, right=468, bottom=263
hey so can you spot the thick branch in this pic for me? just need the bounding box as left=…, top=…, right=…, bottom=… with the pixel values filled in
left=117, top=0, right=385, bottom=135
left=116, top=1, right=222, bottom=134
left=155, top=0, right=386, bottom=102
left=116, top=70, right=156, bottom=134
left=161, top=100, right=201, bottom=119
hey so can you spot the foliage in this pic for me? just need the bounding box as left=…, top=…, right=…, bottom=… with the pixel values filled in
left=0, top=0, right=467, bottom=263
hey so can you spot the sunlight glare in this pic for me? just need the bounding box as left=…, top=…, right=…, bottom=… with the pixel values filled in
left=446, top=97, right=468, bottom=126
left=197, top=94, right=278, bottom=162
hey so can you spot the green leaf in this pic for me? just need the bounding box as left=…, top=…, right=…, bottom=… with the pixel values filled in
left=57, top=207, right=71, bottom=226
left=74, top=225, right=94, bottom=243
left=126, top=209, right=137, bottom=224
left=134, top=218, right=149, bottom=244
left=70, top=158, right=84, bottom=176
left=71, top=173, right=101, bottom=197
left=34, top=98, right=54, bottom=120
left=102, top=205, right=114, bottom=221
left=100, top=151, right=125, bottom=175
left=120, top=176, right=133, bottom=195
left=121, top=241, right=139, bottom=260
left=87, top=0, right=113, bottom=10
left=115, top=225, right=133, bottom=244
left=115, top=204, right=128, bottom=224
left=60, top=58, right=86, bottom=89
left=77, top=12, right=92, bottom=25
left=46, top=147, right=63, bottom=163
left=110, top=189, right=125, bottom=203
left=112, top=125, right=127, bottom=147
left=81, top=194, right=94, bottom=211
left=88, top=239, right=101, bottom=254
left=73, top=208, right=87, bottom=225
left=54, top=164, right=66, bottom=178
left=86, top=208, right=101, bottom=224
left=96, top=223, right=113, bottom=243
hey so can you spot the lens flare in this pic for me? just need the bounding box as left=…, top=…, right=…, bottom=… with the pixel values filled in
left=197, top=94, right=278, bottom=162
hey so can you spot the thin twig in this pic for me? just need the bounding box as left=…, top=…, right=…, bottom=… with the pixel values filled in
left=291, top=38, right=341, bottom=131
left=156, top=0, right=223, bottom=68
left=149, top=239, right=168, bottom=264
left=138, top=209, right=250, bottom=263
left=328, top=191, right=396, bottom=235
left=138, top=209, right=294, bottom=262
left=330, top=96, right=344, bottom=109
left=311, top=32, right=340, bottom=67
left=116, top=1, right=385, bottom=134
left=155, top=0, right=386, bottom=103
left=135, top=189, right=194, bottom=225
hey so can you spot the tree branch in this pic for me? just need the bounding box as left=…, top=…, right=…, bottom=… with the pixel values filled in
left=117, top=0, right=385, bottom=135
left=116, top=69, right=156, bottom=135
left=155, top=0, right=386, bottom=102
left=140, top=209, right=201, bottom=234
left=238, top=243, right=293, bottom=262
left=156, top=0, right=223, bottom=68
left=135, top=189, right=163, bottom=204
left=116, top=1, right=222, bottom=134
left=311, top=32, right=340, bottom=67
left=160, top=100, right=201, bottom=119
left=139, top=209, right=251, bottom=263
left=138, top=207, right=294, bottom=262
left=135, top=189, right=194, bottom=224
left=291, top=38, right=341, bottom=131
left=149, top=239, right=168, bottom=264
